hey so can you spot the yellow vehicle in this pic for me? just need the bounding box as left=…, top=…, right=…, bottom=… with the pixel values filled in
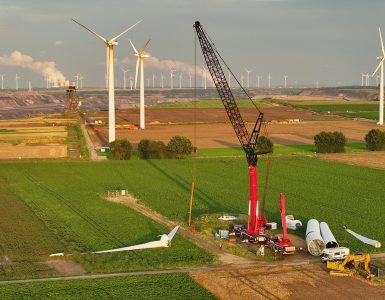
left=327, top=254, right=372, bottom=278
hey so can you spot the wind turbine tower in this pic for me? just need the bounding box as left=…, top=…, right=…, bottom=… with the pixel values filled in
left=170, top=69, right=175, bottom=88
left=244, top=68, right=252, bottom=88
left=268, top=73, right=272, bottom=88
left=179, top=72, right=183, bottom=88
left=121, top=67, right=129, bottom=89
left=372, top=27, right=385, bottom=125
left=72, top=19, right=141, bottom=143
left=131, top=39, right=150, bottom=130
left=160, top=73, right=164, bottom=88
left=256, top=75, right=262, bottom=88
left=15, top=73, right=20, bottom=90
left=152, top=73, right=155, bottom=88
left=284, top=75, right=288, bottom=88
left=0, top=74, right=4, bottom=90
left=201, top=65, right=207, bottom=89
left=228, top=72, right=231, bottom=87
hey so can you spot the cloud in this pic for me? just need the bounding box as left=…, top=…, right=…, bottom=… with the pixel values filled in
left=55, top=40, right=63, bottom=46
left=0, top=51, right=66, bottom=86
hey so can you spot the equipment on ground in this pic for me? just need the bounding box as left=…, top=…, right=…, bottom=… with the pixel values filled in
left=218, top=215, right=237, bottom=221
left=194, top=21, right=269, bottom=238
left=321, top=247, right=350, bottom=262
left=270, top=193, right=295, bottom=254
left=327, top=254, right=372, bottom=278
left=344, top=226, right=381, bottom=248
left=306, top=219, right=325, bottom=256
left=286, top=215, right=302, bottom=230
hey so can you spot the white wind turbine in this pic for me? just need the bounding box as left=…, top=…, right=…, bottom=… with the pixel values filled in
left=179, top=72, right=183, bottom=88
left=284, top=75, right=288, bottom=88
left=256, top=75, right=262, bottom=88
left=228, top=72, right=232, bottom=87
left=160, top=73, right=164, bottom=88
left=152, top=73, right=156, bottom=88
left=0, top=74, right=4, bottom=89
left=244, top=68, right=252, bottom=88
left=372, top=27, right=385, bottom=125
left=131, top=39, right=150, bottom=130
left=268, top=73, right=272, bottom=88
left=201, top=65, right=207, bottom=89
left=170, top=68, right=175, bottom=88
left=189, top=74, right=192, bottom=88
left=120, top=67, right=129, bottom=89
left=15, top=73, right=20, bottom=90
left=72, top=19, right=141, bottom=143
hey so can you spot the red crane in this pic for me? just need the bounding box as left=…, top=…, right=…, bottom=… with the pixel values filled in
left=194, top=21, right=268, bottom=236
left=277, top=193, right=295, bottom=254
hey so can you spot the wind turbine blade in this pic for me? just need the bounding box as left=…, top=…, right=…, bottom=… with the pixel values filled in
left=167, top=226, right=180, bottom=240
left=380, top=27, right=385, bottom=55
left=372, top=59, right=384, bottom=77
left=130, top=40, right=139, bottom=54
left=139, top=39, right=151, bottom=54
left=72, top=19, right=107, bottom=44
left=110, top=20, right=142, bottom=43
left=135, top=58, right=140, bottom=89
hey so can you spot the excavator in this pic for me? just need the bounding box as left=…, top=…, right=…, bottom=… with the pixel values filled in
left=327, top=253, right=373, bottom=279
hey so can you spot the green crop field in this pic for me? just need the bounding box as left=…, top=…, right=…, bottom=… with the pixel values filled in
left=0, top=155, right=384, bottom=259
left=0, top=273, right=215, bottom=300
left=0, top=162, right=214, bottom=280
left=275, top=99, right=379, bottom=121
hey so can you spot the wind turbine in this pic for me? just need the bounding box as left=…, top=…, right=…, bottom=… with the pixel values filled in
left=201, top=65, right=207, bottom=89
left=0, top=74, right=4, bottom=89
left=256, top=75, right=262, bottom=88
left=240, top=74, right=244, bottom=86
left=15, top=73, right=20, bottom=90
left=74, top=74, right=80, bottom=89
left=28, top=81, right=32, bottom=92
left=169, top=68, right=175, bottom=88
left=361, top=72, right=364, bottom=86
left=268, top=73, right=272, bottom=88
left=372, top=27, right=385, bottom=125
left=179, top=72, right=183, bottom=88
left=228, top=72, right=232, bottom=87
left=129, top=75, right=133, bottom=90
left=160, top=73, right=164, bottom=88
left=284, top=75, right=288, bottom=88
left=189, top=74, right=192, bottom=88
left=152, top=73, right=156, bottom=88
left=244, top=68, right=252, bottom=88
left=79, top=74, right=84, bottom=89
left=366, top=73, right=370, bottom=86
left=72, top=19, right=142, bottom=143
left=130, top=39, right=150, bottom=130
left=120, top=67, right=129, bottom=89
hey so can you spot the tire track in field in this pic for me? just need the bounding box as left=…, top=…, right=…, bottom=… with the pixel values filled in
left=21, top=170, right=125, bottom=247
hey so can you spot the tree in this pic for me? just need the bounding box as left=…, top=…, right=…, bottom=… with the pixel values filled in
left=256, top=136, right=273, bottom=153
left=314, top=131, right=346, bottom=153
left=148, top=141, right=168, bottom=159
left=365, top=129, right=385, bottom=151
left=109, top=139, right=132, bottom=160
left=167, top=136, right=193, bottom=159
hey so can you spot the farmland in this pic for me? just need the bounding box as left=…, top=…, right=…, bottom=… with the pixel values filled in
left=0, top=155, right=384, bottom=258
left=274, top=99, right=379, bottom=121
left=0, top=273, right=215, bottom=299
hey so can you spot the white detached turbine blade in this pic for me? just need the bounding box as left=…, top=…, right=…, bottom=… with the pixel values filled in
left=72, top=19, right=107, bottom=44
left=110, top=20, right=142, bottom=43
left=93, top=226, right=180, bottom=254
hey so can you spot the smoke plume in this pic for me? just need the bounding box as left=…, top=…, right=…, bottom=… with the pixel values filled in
left=0, top=51, right=66, bottom=86
left=146, top=56, right=206, bottom=77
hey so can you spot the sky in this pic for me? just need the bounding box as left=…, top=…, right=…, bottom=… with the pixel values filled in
left=0, top=0, right=384, bottom=88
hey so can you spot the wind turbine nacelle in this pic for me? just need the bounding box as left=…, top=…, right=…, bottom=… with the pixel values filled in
left=160, top=235, right=171, bottom=247
left=112, top=41, right=118, bottom=46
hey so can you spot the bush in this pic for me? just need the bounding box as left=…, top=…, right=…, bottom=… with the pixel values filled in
left=314, top=131, right=346, bottom=153
left=365, top=129, right=385, bottom=151
left=138, top=139, right=151, bottom=159
left=148, top=141, right=168, bottom=159
left=109, top=139, right=132, bottom=160
left=256, top=136, right=273, bottom=153
left=138, top=139, right=167, bottom=159
left=167, top=136, right=193, bottom=159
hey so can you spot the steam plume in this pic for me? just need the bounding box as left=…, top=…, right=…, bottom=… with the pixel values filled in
left=0, top=51, right=66, bottom=86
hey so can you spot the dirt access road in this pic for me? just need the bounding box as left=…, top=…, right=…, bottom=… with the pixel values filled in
left=105, top=194, right=385, bottom=300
